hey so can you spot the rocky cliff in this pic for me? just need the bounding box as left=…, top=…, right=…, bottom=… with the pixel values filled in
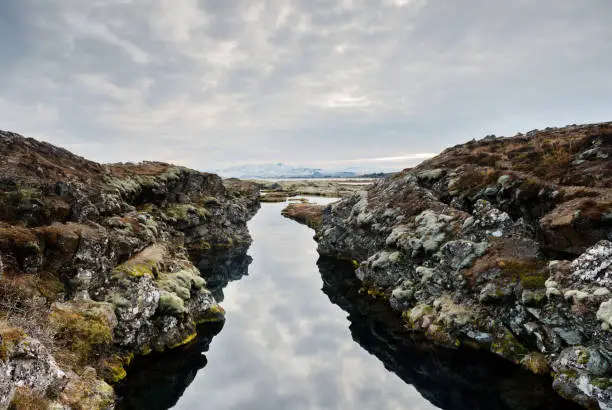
left=0, top=131, right=259, bottom=409
left=310, top=122, right=612, bottom=409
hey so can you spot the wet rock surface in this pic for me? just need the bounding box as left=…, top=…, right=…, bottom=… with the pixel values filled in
left=0, top=131, right=259, bottom=409
left=311, top=123, right=612, bottom=409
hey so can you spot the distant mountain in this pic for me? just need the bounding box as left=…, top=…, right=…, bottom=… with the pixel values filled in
left=219, top=163, right=361, bottom=179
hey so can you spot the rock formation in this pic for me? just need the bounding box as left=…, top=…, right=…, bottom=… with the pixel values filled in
left=0, top=131, right=259, bottom=409
left=306, top=122, right=612, bottom=409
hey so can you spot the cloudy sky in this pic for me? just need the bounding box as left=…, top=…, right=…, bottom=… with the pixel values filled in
left=1, top=1, right=611, bottom=172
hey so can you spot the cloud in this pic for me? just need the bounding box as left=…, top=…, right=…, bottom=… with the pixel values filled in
left=172, top=202, right=439, bottom=410
left=0, top=0, right=611, bottom=170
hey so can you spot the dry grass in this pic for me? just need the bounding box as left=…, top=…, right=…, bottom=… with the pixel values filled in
left=281, top=203, right=325, bottom=230
left=8, top=387, right=49, bottom=410
left=107, top=161, right=172, bottom=178
left=0, top=272, right=64, bottom=352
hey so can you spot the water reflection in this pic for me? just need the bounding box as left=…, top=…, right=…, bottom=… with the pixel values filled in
left=197, top=248, right=252, bottom=302
left=116, top=321, right=224, bottom=410
left=117, top=198, right=580, bottom=410
left=317, top=257, right=581, bottom=410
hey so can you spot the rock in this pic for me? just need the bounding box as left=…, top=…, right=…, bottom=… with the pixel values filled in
left=0, top=329, right=66, bottom=409
left=597, top=299, right=612, bottom=329
left=571, top=240, right=612, bottom=287
left=540, top=200, right=612, bottom=255
left=479, top=283, right=510, bottom=304
left=553, top=328, right=584, bottom=346
left=311, top=122, right=612, bottom=408
left=521, top=289, right=547, bottom=306
left=438, top=240, right=487, bottom=270
left=0, top=130, right=260, bottom=407
left=390, top=280, right=415, bottom=311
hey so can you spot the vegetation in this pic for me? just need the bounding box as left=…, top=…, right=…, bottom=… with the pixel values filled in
left=8, top=387, right=49, bottom=410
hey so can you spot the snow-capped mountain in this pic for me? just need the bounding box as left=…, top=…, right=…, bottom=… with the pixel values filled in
left=219, top=163, right=359, bottom=179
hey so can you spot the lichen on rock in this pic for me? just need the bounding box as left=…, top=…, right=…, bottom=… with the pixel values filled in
left=0, top=130, right=260, bottom=408
left=309, top=122, right=612, bottom=409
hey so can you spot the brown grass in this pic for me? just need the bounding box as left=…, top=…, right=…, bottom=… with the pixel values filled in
left=107, top=161, right=172, bottom=178
left=281, top=203, right=325, bottom=230
left=8, top=387, right=49, bottom=410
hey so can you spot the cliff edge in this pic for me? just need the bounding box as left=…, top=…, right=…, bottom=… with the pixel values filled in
left=0, top=131, right=259, bottom=409
left=312, top=122, right=611, bottom=409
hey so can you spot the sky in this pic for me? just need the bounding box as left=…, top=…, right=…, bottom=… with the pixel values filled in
left=0, top=0, right=611, bottom=172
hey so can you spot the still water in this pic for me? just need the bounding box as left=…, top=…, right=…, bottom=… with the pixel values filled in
left=117, top=197, right=580, bottom=410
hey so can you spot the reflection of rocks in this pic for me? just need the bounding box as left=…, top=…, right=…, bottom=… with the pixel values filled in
left=116, top=245, right=253, bottom=406
left=197, top=247, right=252, bottom=301
left=317, top=257, right=582, bottom=410
left=314, top=124, right=612, bottom=409
left=115, top=321, right=224, bottom=410
left=0, top=130, right=259, bottom=407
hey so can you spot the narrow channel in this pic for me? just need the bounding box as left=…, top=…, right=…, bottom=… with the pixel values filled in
left=118, top=197, right=581, bottom=410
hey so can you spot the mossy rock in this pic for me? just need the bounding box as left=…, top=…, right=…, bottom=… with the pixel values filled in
left=491, top=329, right=529, bottom=363
left=213, top=238, right=234, bottom=249
left=520, top=275, right=547, bottom=290
left=164, top=204, right=210, bottom=222
left=499, top=259, right=548, bottom=288
left=34, top=272, right=65, bottom=300
left=113, top=259, right=158, bottom=279
left=49, top=301, right=115, bottom=367
left=521, top=352, right=550, bottom=374
left=99, top=355, right=128, bottom=384
left=60, top=367, right=114, bottom=410
left=158, top=291, right=186, bottom=315
left=156, top=268, right=206, bottom=301
left=168, top=332, right=197, bottom=349
left=591, top=377, right=612, bottom=390
left=187, top=240, right=212, bottom=252
left=196, top=303, right=226, bottom=324
left=403, top=304, right=435, bottom=327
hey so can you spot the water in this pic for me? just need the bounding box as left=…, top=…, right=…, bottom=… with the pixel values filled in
left=117, top=197, right=581, bottom=410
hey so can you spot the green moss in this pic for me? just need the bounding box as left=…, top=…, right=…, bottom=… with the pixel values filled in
left=113, top=259, right=158, bottom=278
left=100, top=355, right=128, bottom=384
left=156, top=268, right=206, bottom=304
left=560, top=369, right=579, bottom=379
left=61, top=368, right=115, bottom=409
left=577, top=349, right=590, bottom=365
left=188, top=240, right=212, bottom=251
left=521, top=352, right=550, bottom=374
left=213, top=238, right=234, bottom=249
left=35, top=272, right=65, bottom=300
left=403, top=304, right=435, bottom=327
left=197, top=304, right=226, bottom=324
left=169, top=332, right=197, bottom=349
left=499, top=259, right=548, bottom=289
left=591, top=378, right=612, bottom=389
left=201, top=197, right=220, bottom=206
left=158, top=291, right=186, bottom=315
left=165, top=204, right=210, bottom=221
left=50, top=302, right=114, bottom=366
left=491, top=329, right=529, bottom=362
left=361, top=286, right=387, bottom=299
left=425, top=324, right=460, bottom=348
left=521, top=275, right=547, bottom=290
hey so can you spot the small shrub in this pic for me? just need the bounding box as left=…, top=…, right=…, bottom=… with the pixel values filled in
left=8, top=387, right=49, bottom=410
